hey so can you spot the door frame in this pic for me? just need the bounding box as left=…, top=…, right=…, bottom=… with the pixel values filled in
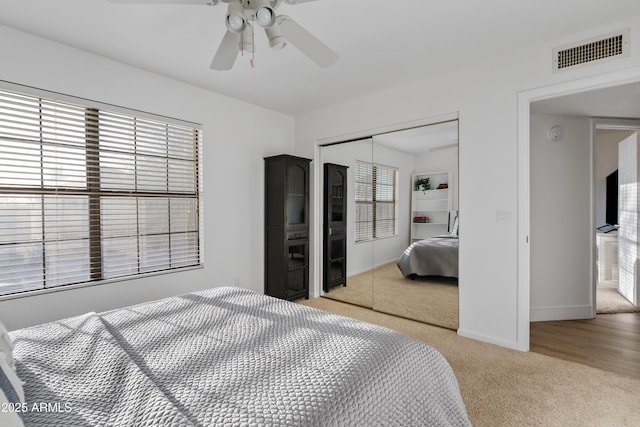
left=594, top=120, right=640, bottom=312
left=517, top=67, right=640, bottom=351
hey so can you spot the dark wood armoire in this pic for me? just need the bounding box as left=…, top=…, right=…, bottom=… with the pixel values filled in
left=264, top=155, right=311, bottom=301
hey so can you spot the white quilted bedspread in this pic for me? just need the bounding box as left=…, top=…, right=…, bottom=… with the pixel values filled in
left=11, top=287, right=470, bottom=426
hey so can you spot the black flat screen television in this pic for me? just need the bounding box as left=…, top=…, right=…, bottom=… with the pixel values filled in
left=606, top=169, right=618, bottom=226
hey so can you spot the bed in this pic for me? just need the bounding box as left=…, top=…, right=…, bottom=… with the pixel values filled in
left=397, top=235, right=459, bottom=278
left=2, top=287, right=470, bottom=426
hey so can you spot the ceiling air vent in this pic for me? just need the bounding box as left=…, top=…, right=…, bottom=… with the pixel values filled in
left=553, top=29, right=629, bottom=72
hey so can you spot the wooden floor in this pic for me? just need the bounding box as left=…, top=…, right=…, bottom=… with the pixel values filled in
left=530, top=312, right=640, bottom=380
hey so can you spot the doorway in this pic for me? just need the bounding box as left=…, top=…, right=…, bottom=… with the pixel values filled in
left=517, top=68, right=640, bottom=351
left=520, top=72, right=640, bottom=372
left=593, top=122, right=640, bottom=312
left=529, top=121, right=640, bottom=378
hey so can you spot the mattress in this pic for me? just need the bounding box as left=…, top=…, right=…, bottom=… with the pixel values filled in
left=397, top=235, right=459, bottom=278
left=9, top=287, right=470, bottom=426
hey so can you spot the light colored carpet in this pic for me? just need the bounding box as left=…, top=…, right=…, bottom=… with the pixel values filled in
left=597, top=286, right=640, bottom=314
left=322, top=268, right=373, bottom=308
left=300, top=297, right=640, bottom=427
left=371, top=262, right=458, bottom=330
left=322, top=262, right=459, bottom=330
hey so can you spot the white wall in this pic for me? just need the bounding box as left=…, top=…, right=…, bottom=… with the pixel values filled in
left=530, top=114, right=592, bottom=321
left=295, top=16, right=640, bottom=349
left=0, top=25, right=294, bottom=330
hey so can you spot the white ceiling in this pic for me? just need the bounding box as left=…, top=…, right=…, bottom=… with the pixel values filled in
left=2, top=0, right=640, bottom=116
left=531, top=81, right=640, bottom=118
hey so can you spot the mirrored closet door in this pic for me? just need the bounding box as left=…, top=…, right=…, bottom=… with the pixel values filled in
left=371, top=121, right=459, bottom=330
left=319, top=120, right=460, bottom=330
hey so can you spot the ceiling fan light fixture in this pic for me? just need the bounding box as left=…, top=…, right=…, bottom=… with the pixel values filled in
left=266, top=24, right=287, bottom=50
left=256, top=7, right=275, bottom=27
left=225, top=0, right=246, bottom=33
left=255, top=0, right=276, bottom=28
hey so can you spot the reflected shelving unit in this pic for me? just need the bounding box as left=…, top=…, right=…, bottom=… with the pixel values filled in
left=410, top=171, right=452, bottom=242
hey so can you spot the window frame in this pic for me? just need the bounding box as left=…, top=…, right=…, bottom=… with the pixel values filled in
left=0, top=83, right=203, bottom=300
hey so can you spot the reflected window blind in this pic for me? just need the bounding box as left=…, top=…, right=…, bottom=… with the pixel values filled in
left=354, top=161, right=397, bottom=242
left=0, top=89, right=201, bottom=297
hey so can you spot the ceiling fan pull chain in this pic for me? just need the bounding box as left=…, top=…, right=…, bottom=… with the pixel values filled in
left=240, top=30, right=245, bottom=57
left=250, top=23, right=256, bottom=68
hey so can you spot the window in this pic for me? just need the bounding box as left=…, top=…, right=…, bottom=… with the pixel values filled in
left=354, top=161, right=397, bottom=242
left=0, top=88, right=202, bottom=297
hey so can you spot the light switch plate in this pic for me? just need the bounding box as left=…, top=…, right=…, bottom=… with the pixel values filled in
left=497, top=209, right=512, bottom=223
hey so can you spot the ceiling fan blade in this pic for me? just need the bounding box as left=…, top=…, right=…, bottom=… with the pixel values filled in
left=107, top=0, right=216, bottom=4
left=211, top=30, right=240, bottom=71
left=276, top=15, right=338, bottom=67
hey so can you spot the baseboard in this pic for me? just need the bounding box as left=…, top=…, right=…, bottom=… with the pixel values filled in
left=375, top=258, right=398, bottom=269
left=457, top=328, right=524, bottom=351
left=530, top=304, right=593, bottom=322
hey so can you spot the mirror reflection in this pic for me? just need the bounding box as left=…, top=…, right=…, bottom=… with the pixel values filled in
left=320, top=120, right=459, bottom=330
left=321, top=138, right=374, bottom=307
left=372, top=121, right=459, bottom=330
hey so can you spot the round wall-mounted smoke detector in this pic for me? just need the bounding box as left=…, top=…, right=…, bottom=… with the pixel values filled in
left=549, top=125, right=563, bottom=141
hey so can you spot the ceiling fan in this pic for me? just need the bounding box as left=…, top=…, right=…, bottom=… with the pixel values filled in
left=108, top=0, right=339, bottom=71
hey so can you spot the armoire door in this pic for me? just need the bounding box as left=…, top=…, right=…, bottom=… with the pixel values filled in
left=323, top=163, right=348, bottom=292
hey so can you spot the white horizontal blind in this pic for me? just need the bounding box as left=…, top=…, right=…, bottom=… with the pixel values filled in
left=0, top=89, right=201, bottom=297
left=374, top=165, right=397, bottom=239
left=354, top=161, right=397, bottom=242
left=354, top=161, right=374, bottom=242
